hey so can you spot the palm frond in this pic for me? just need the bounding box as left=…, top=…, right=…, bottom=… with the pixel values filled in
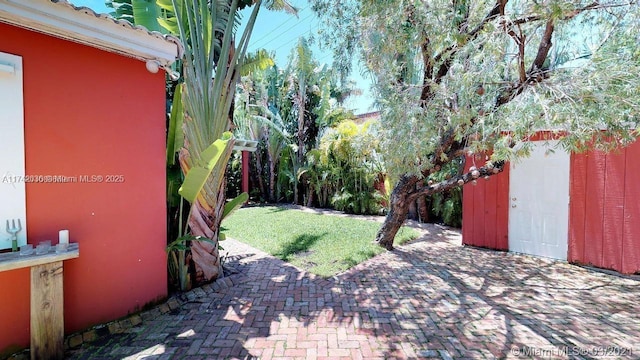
left=262, top=0, right=298, bottom=16
left=241, top=49, right=275, bottom=76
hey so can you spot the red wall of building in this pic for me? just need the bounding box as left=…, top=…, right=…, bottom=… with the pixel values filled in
left=461, top=154, right=509, bottom=250
left=569, top=142, right=640, bottom=274
left=0, top=22, right=167, bottom=353
left=463, top=142, right=640, bottom=275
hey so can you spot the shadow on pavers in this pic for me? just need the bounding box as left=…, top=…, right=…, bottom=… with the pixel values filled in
left=51, top=226, right=640, bottom=359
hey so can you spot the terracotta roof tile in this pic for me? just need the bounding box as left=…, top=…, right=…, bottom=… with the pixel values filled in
left=51, top=0, right=184, bottom=58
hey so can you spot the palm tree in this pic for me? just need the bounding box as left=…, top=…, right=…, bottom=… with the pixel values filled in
left=234, top=42, right=360, bottom=206
left=172, top=0, right=261, bottom=284
left=107, top=0, right=296, bottom=287
left=235, top=64, right=293, bottom=202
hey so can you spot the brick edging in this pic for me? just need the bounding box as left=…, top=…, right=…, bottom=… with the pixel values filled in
left=64, top=271, right=248, bottom=350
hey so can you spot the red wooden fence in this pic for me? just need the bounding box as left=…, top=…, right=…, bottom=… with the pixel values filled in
left=569, top=143, right=640, bottom=274
left=463, top=142, right=640, bottom=274
left=461, top=155, right=509, bottom=250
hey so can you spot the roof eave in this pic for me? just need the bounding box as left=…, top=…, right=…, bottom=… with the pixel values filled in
left=0, top=0, right=182, bottom=70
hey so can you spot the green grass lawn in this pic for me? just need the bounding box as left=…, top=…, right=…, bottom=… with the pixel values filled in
left=221, top=206, right=420, bottom=277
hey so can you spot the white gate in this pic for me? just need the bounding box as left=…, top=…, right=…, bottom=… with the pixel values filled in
left=509, top=141, right=570, bottom=260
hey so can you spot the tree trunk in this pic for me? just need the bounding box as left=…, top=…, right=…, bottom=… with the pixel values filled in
left=179, top=146, right=230, bottom=287
left=408, top=198, right=417, bottom=220
left=297, top=80, right=306, bottom=166
left=268, top=156, right=276, bottom=202
left=416, top=180, right=429, bottom=222
left=295, top=77, right=306, bottom=206
left=306, top=186, right=314, bottom=207
left=255, top=150, right=267, bottom=200
left=375, top=176, right=417, bottom=250
left=189, top=183, right=225, bottom=284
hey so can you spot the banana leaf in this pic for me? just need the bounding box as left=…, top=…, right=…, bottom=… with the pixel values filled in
left=131, top=0, right=160, bottom=31
left=166, top=84, right=184, bottom=165
left=157, top=0, right=181, bottom=34
left=222, top=192, right=249, bottom=220
left=105, top=0, right=161, bottom=32
left=178, top=132, right=233, bottom=203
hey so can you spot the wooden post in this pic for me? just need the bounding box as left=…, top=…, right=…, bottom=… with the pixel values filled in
left=0, top=244, right=78, bottom=359
left=30, top=261, right=64, bottom=360
left=242, top=150, right=249, bottom=196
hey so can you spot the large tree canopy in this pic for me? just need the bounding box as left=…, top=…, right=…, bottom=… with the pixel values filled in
left=311, top=0, right=640, bottom=248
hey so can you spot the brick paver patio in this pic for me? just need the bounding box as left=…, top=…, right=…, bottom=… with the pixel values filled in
left=67, top=220, right=639, bottom=359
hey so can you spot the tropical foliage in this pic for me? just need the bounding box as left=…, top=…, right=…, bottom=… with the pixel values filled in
left=106, top=0, right=295, bottom=290
left=232, top=40, right=386, bottom=214
left=166, top=0, right=260, bottom=288
left=232, top=42, right=464, bottom=221
left=312, top=0, right=640, bottom=249
left=315, top=119, right=386, bottom=215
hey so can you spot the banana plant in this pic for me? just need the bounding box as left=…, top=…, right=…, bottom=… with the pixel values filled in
left=170, top=0, right=263, bottom=284
left=107, top=0, right=297, bottom=287
left=167, top=196, right=248, bottom=291
left=167, top=0, right=295, bottom=287
left=167, top=132, right=248, bottom=290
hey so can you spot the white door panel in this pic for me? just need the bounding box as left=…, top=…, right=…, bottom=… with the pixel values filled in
left=0, top=52, right=27, bottom=250
left=509, top=141, right=569, bottom=260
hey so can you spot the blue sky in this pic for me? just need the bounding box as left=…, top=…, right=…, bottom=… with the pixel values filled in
left=70, top=0, right=374, bottom=114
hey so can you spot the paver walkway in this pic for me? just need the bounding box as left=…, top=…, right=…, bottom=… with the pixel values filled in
left=68, top=221, right=640, bottom=359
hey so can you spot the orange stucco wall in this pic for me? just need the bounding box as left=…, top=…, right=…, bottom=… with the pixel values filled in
left=0, top=22, right=167, bottom=353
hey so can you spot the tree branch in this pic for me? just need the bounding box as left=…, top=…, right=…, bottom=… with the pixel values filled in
left=414, top=1, right=509, bottom=168
left=506, top=24, right=527, bottom=83
left=453, top=0, right=471, bottom=33
left=410, top=161, right=506, bottom=202
left=417, top=0, right=620, bottom=185
left=419, top=132, right=467, bottom=179
left=420, top=38, right=434, bottom=104
left=530, top=18, right=554, bottom=73
left=511, top=1, right=625, bottom=25
left=495, top=16, right=556, bottom=107
left=512, top=15, right=543, bottom=25
left=432, top=0, right=505, bottom=83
